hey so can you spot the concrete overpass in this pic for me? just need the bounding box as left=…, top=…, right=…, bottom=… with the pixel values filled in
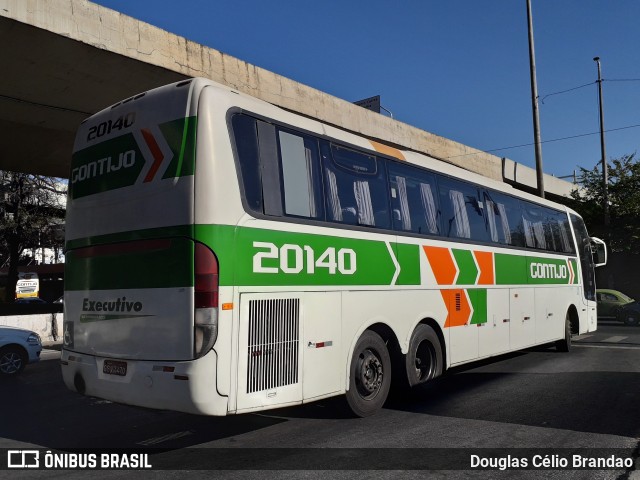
left=0, top=0, right=575, bottom=197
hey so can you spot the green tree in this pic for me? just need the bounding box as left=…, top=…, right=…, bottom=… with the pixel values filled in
left=0, top=171, right=67, bottom=302
left=569, top=153, right=640, bottom=253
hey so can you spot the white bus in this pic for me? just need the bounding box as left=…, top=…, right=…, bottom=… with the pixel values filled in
left=61, top=78, right=606, bottom=417
left=15, top=272, right=39, bottom=299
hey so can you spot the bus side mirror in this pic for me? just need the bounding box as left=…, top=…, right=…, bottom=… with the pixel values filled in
left=590, top=237, right=607, bottom=267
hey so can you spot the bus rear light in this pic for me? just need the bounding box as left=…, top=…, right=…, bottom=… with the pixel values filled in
left=194, top=322, right=218, bottom=359
left=194, top=242, right=219, bottom=358
left=194, top=243, right=219, bottom=308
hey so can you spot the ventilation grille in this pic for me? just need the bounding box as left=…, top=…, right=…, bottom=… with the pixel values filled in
left=247, top=298, right=300, bottom=393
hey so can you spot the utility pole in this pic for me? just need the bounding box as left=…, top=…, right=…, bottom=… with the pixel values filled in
left=593, top=56, right=610, bottom=227
left=526, top=0, right=545, bottom=198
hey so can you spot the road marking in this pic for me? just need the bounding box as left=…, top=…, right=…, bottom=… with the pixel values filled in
left=137, top=431, right=193, bottom=446
left=601, top=336, right=628, bottom=343
left=573, top=344, right=640, bottom=350
left=574, top=334, right=593, bottom=340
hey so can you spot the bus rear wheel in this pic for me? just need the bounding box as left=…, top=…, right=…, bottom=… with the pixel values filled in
left=555, top=312, right=572, bottom=352
left=405, top=324, right=442, bottom=387
left=346, top=330, right=391, bottom=417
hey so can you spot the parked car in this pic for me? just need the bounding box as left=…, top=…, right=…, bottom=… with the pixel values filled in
left=596, top=289, right=639, bottom=326
left=0, top=326, right=42, bottom=375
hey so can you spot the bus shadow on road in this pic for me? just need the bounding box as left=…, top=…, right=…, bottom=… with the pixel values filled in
left=383, top=350, right=640, bottom=439
left=0, top=356, right=288, bottom=451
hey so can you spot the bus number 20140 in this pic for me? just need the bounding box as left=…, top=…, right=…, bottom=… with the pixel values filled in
left=253, top=242, right=356, bottom=275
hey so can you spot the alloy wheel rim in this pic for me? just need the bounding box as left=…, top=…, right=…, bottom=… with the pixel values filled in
left=0, top=353, right=22, bottom=374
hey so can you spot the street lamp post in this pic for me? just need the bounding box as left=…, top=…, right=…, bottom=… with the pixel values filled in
left=593, top=56, right=610, bottom=227
left=526, top=0, right=545, bottom=198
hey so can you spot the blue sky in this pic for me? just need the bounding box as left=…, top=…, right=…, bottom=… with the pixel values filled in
left=93, top=0, right=640, bottom=179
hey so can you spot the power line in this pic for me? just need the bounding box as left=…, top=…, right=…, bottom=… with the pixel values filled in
left=605, top=78, right=640, bottom=83
left=539, top=77, right=640, bottom=104
left=540, top=82, right=595, bottom=104
left=447, top=77, right=640, bottom=159
left=0, top=93, right=92, bottom=116
left=446, top=123, right=640, bottom=159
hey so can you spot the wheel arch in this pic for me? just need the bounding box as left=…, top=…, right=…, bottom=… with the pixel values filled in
left=567, top=304, right=580, bottom=334
left=0, top=343, right=29, bottom=357
left=345, top=322, right=401, bottom=392
left=413, top=317, right=447, bottom=372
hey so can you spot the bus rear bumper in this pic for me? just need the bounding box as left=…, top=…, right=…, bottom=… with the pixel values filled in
left=60, top=348, right=228, bottom=416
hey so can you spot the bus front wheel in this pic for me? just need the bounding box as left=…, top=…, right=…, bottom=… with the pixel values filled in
left=346, top=330, right=391, bottom=417
left=555, top=312, right=572, bottom=352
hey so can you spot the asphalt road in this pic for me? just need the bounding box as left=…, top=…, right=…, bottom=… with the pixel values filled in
left=1, top=320, right=639, bottom=479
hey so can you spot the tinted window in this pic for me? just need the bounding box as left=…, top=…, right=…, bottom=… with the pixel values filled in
left=278, top=130, right=323, bottom=219
left=483, top=190, right=525, bottom=247
left=571, top=214, right=596, bottom=300
left=522, top=205, right=548, bottom=250
left=322, top=143, right=390, bottom=228
left=439, top=178, right=488, bottom=242
left=231, top=114, right=262, bottom=213
left=388, top=162, right=440, bottom=235
left=548, top=210, right=574, bottom=254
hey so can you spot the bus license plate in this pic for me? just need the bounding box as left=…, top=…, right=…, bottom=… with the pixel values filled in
left=103, top=360, right=127, bottom=376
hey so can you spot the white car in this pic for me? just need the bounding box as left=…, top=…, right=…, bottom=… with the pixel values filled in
left=0, top=326, right=42, bottom=376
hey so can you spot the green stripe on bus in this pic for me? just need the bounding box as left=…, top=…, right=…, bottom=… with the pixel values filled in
left=495, top=253, right=527, bottom=285
left=469, top=288, right=487, bottom=325
left=161, top=117, right=197, bottom=179
left=196, top=225, right=402, bottom=286
left=65, top=237, right=193, bottom=291
left=66, top=224, right=579, bottom=291
left=526, top=256, right=573, bottom=285
left=65, top=225, right=195, bottom=251
left=452, top=249, right=478, bottom=285
left=394, top=243, right=421, bottom=286
left=570, top=258, right=578, bottom=284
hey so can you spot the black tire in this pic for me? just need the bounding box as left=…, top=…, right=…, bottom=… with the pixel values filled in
left=555, top=312, right=572, bottom=352
left=405, top=324, right=443, bottom=387
left=0, top=346, right=27, bottom=375
left=346, top=330, right=391, bottom=417
left=620, top=312, right=640, bottom=326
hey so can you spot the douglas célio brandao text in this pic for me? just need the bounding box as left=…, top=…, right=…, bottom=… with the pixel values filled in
left=470, top=454, right=634, bottom=470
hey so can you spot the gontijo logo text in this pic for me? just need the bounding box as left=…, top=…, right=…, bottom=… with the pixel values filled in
left=71, top=150, right=136, bottom=184
left=529, top=262, right=568, bottom=280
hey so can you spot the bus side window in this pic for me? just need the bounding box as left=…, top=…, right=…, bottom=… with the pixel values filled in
left=321, top=143, right=390, bottom=229
left=439, top=178, right=488, bottom=242
left=522, top=206, right=547, bottom=250
left=231, top=114, right=263, bottom=214
left=388, top=162, right=440, bottom=236
left=277, top=130, right=324, bottom=220
left=549, top=211, right=574, bottom=253
left=483, top=190, right=524, bottom=247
